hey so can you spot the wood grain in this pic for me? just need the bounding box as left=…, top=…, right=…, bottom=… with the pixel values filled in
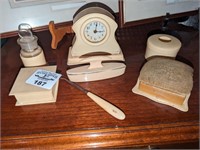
left=1, top=21, right=199, bottom=149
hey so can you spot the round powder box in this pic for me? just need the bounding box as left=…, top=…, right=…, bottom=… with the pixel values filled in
left=145, top=34, right=181, bottom=59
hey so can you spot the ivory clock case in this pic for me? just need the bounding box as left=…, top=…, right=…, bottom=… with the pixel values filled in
left=69, top=2, right=123, bottom=59
left=66, top=2, right=126, bottom=82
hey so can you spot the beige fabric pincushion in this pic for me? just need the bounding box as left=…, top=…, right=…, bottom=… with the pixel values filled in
left=132, top=57, right=194, bottom=112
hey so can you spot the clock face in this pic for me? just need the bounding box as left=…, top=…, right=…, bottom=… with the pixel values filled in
left=83, top=20, right=107, bottom=43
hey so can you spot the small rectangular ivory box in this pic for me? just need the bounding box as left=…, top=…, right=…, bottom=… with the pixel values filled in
left=9, top=66, right=59, bottom=106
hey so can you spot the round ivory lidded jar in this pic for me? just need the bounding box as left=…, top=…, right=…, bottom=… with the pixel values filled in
left=145, top=34, right=181, bottom=59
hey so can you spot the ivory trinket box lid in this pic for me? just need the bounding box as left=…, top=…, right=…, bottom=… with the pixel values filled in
left=9, top=66, right=59, bottom=106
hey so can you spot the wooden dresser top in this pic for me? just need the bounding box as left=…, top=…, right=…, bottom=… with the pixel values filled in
left=1, top=21, right=199, bottom=149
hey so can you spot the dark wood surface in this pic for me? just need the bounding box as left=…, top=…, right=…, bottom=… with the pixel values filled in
left=1, top=21, right=199, bottom=149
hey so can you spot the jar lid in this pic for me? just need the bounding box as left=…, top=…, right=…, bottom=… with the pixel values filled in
left=17, top=23, right=38, bottom=51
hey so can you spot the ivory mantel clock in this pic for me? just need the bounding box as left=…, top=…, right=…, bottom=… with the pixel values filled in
left=70, top=2, right=122, bottom=57
left=67, top=2, right=126, bottom=82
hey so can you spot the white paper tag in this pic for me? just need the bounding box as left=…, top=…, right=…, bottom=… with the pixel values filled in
left=26, top=69, right=61, bottom=90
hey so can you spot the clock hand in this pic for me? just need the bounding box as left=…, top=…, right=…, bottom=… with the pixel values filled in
left=95, top=22, right=98, bottom=29
left=93, top=22, right=98, bottom=33
left=96, top=30, right=104, bottom=33
left=93, top=30, right=104, bottom=34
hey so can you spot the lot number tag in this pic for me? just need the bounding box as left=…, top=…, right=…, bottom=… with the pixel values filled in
left=26, top=69, right=61, bottom=90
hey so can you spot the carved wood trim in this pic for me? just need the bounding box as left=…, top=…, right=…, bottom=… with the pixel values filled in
left=1, top=122, right=199, bottom=149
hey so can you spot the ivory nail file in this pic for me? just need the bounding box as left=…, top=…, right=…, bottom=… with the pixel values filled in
left=61, top=77, right=126, bottom=120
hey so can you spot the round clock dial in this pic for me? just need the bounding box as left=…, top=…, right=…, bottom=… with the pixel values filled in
left=84, top=21, right=107, bottom=43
